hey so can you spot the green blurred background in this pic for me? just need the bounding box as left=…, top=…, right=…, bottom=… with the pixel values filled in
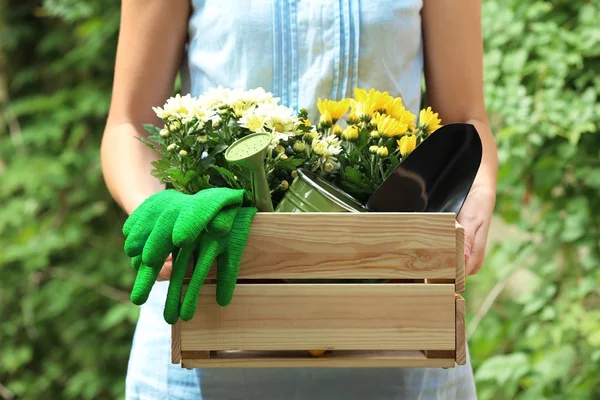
left=1, top=0, right=599, bottom=399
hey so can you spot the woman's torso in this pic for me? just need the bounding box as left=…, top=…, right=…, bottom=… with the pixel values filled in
left=180, top=0, right=424, bottom=121
left=131, top=2, right=476, bottom=398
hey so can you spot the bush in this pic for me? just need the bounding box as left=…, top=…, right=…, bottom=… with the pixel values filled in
left=0, top=1, right=133, bottom=399
left=467, top=1, right=600, bottom=399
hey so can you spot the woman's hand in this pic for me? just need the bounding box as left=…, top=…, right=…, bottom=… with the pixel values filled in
left=157, top=254, right=173, bottom=281
left=457, top=184, right=496, bottom=276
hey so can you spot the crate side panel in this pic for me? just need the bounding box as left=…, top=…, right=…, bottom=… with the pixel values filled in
left=180, top=284, right=455, bottom=351
left=199, top=213, right=457, bottom=280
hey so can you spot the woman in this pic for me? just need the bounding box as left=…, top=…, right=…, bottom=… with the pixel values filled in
left=101, top=0, right=497, bottom=398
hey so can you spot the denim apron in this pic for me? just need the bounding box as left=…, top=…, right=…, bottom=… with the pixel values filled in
left=126, top=1, right=477, bottom=398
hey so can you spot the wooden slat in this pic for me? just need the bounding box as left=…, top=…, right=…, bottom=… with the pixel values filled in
left=181, top=350, right=456, bottom=368
left=455, top=222, right=466, bottom=293
left=456, top=294, right=466, bottom=365
left=180, top=283, right=455, bottom=351
left=424, top=350, right=455, bottom=359
left=171, top=320, right=181, bottom=364
left=181, top=351, right=211, bottom=359
left=186, top=213, right=457, bottom=280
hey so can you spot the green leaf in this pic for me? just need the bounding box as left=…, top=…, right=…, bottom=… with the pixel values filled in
left=276, top=156, right=304, bottom=171
left=343, top=167, right=373, bottom=191
left=200, top=143, right=229, bottom=169
left=142, top=123, right=165, bottom=143
left=475, top=352, right=531, bottom=386
left=211, top=165, right=241, bottom=189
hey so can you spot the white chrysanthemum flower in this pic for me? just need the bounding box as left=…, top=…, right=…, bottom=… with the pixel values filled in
left=303, top=127, right=320, bottom=142
left=237, top=87, right=279, bottom=106
left=253, top=103, right=299, bottom=137
left=152, top=93, right=197, bottom=121
left=312, top=136, right=342, bottom=170
left=193, top=103, right=214, bottom=124
left=239, top=108, right=266, bottom=132
left=210, top=114, right=222, bottom=127
left=268, top=132, right=281, bottom=149
left=311, top=139, right=328, bottom=156
left=197, top=86, right=234, bottom=111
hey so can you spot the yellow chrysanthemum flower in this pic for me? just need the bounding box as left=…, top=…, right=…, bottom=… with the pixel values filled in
left=384, top=98, right=407, bottom=119
left=375, top=114, right=408, bottom=138
left=397, top=135, right=417, bottom=157
left=419, top=107, right=442, bottom=134
left=351, top=99, right=374, bottom=120
left=393, top=108, right=417, bottom=131
left=317, top=98, right=351, bottom=123
left=353, top=88, right=393, bottom=114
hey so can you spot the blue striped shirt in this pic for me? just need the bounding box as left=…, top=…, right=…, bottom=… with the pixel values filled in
left=181, top=0, right=424, bottom=121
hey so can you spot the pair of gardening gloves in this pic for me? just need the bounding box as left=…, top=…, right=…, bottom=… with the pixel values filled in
left=122, top=187, right=257, bottom=324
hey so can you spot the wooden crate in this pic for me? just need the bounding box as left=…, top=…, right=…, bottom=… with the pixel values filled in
left=171, top=212, right=466, bottom=369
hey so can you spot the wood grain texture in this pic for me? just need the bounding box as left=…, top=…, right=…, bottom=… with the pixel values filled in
left=180, top=284, right=455, bottom=351
left=181, top=351, right=210, bottom=359
left=186, top=213, right=457, bottom=280
left=455, top=294, right=466, bottom=365
left=181, top=350, right=456, bottom=368
left=424, top=350, right=455, bottom=359
left=171, top=320, right=181, bottom=364
left=455, top=222, right=466, bottom=293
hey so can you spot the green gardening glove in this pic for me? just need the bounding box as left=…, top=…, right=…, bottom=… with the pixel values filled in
left=123, top=187, right=247, bottom=305
left=178, top=207, right=257, bottom=322
left=162, top=206, right=241, bottom=324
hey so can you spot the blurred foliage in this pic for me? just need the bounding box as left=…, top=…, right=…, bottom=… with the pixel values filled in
left=0, top=0, right=598, bottom=399
left=465, top=0, right=600, bottom=399
left=0, top=0, right=132, bottom=399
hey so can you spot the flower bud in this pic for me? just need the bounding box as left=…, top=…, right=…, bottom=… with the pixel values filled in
left=332, top=125, right=343, bottom=136
left=312, top=140, right=327, bottom=156
left=280, top=180, right=289, bottom=190
left=291, top=170, right=298, bottom=179
left=169, top=121, right=181, bottom=131
left=370, top=130, right=379, bottom=139
left=377, top=146, right=389, bottom=157
left=347, top=111, right=360, bottom=125
left=303, top=129, right=319, bottom=142
left=160, top=129, right=170, bottom=138
left=319, top=111, right=332, bottom=129
left=293, top=141, right=306, bottom=153
left=167, top=143, right=178, bottom=152
left=197, top=135, right=208, bottom=144
left=342, top=125, right=359, bottom=141
left=280, top=154, right=288, bottom=160
left=179, top=150, right=188, bottom=157
left=369, top=145, right=378, bottom=154
left=276, top=145, right=285, bottom=153
left=324, top=161, right=335, bottom=173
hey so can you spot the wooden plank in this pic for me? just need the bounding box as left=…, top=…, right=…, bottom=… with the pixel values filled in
left=183, top=213, right=456, bottom=280
left=424, top=350, right=455, bottom=359
left=171, top=320, right=181, bottom=364
left=455, top=222, right=466, bottom=293
left=181, top=351, right=211, bottom=359
left=456, top=294, right=466, bottom=365
left=181, top=350, right=456, bottom=369
left=180, top=284, right=455, bottom=351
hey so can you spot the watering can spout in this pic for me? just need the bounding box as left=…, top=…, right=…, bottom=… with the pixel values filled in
left=224, top=133, right=274, bottom=212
